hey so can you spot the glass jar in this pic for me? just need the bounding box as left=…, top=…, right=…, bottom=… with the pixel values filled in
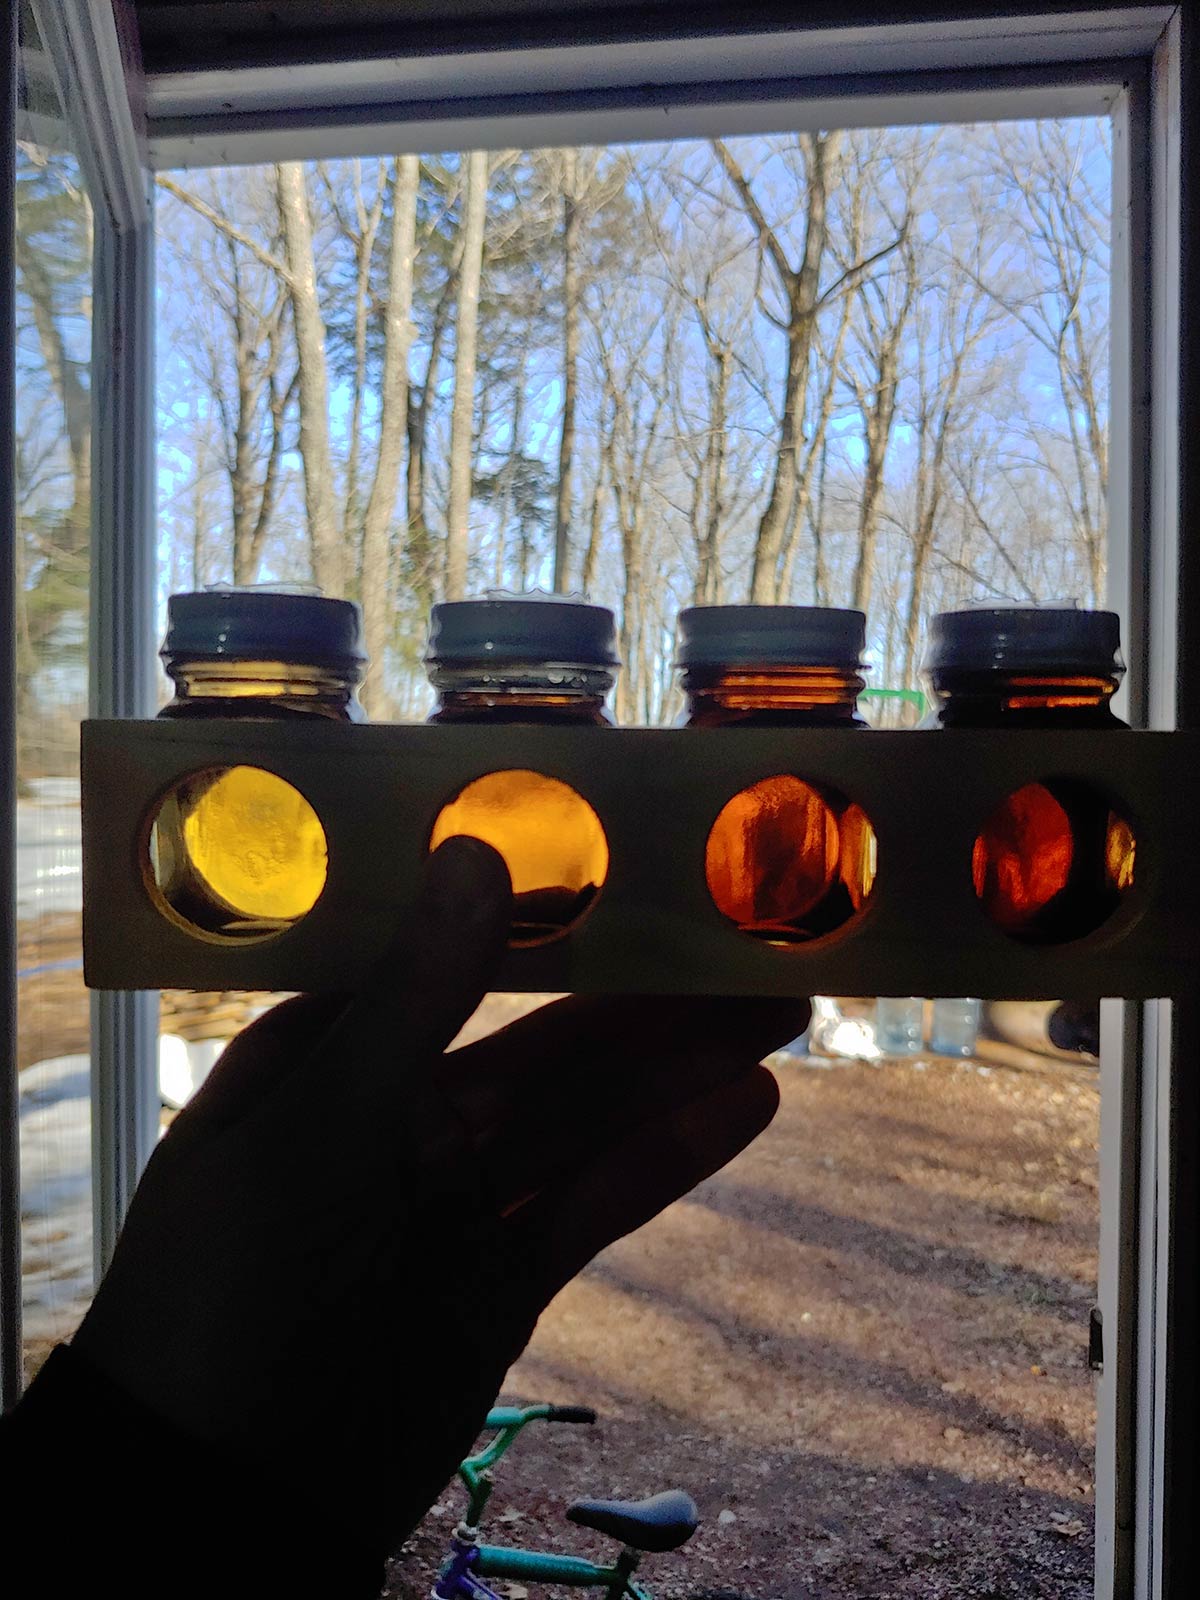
left=925, top=605, right=1133, bottom=941
left=929, top=997, right=982, bottom=1057
left=678, top=605, right=874, bottom=943
left=151, top=586, right=366, bottom=937
left=425, top=595, right=618, bottom=944
left=875, top=997, right=924, bottom=1056
left=679, top=605, right=867, bottom=729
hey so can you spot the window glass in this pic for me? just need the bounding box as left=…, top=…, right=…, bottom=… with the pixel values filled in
left=15, top=4, right=94, bottom=1377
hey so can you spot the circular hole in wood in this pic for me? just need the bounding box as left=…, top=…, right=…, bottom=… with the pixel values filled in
left=149, top=765, right=327, bottom=940
left=429, top=769, right=608, bottom=947
left=705, top=775, right=876, bottom=944
left=973, top=779, right=1135, bottom=942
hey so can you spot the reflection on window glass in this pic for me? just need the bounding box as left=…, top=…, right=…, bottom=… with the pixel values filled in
left=15, top=9, right=93, bottom=1377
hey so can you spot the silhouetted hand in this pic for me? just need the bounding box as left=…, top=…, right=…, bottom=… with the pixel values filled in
left=70, top=837, right=807, bottom=1569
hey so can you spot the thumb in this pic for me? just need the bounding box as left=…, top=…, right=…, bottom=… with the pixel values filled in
left=345, top=834, right=513, bottom=1055
left=293, top=835, right=513, bottom=1133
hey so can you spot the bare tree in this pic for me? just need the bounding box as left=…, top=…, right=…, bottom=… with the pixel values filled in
left=359, top=155, right=419, bottom=714
left=639, top=164, right=755, bottom=607
left=975, top=121, right=1110, bottom=602
left=776, top=279, right=853, bottom=605
left=712, top=135, right=906, bottom=603
left=407, top=230, right=462, bottom=601
left=158, top=172, right=298, bottom=586
left=167, top=165, right=348, bottom=594
left=445, top=150, right=489, bottom=600
left=149, top=121, right=1114, bottom=720
left=14, top=143, right=94, bottom=764
left=898, top=267, right=998, bottom=684
left=211, top=232, right=293, bottom=586
left=553, top=147, right=581, bottom=591
left=276, top=161, right=344, bottom=594
left=840, top=134, right=924, bottom=614
left=579, top=441, right=608, bottom=599
left=588, top=280, right=674, bottom=721
left=316, top=159, right=387, bottom=534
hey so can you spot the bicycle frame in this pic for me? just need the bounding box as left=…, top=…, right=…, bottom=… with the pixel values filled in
left=436, top=1526, right=649, bottom=1600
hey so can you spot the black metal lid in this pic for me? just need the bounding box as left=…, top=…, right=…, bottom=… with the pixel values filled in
left=161, top=587, right=367, bottom=671
left=676, top=605, right=866, bottom=669
left=426, top=596, right=619, bottom=667
left=925, top=606, right=1124, bottom=677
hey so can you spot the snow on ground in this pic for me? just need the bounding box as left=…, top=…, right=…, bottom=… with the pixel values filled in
left=19, top=1054, right=93, bottom=1351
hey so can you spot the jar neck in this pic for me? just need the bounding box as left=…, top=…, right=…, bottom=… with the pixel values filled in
left=431, top=689, right=612, bottom=724
left=682, top=666, right=865, bottom=726
left=427, top=661, right=614, bottom=723
left=163, top=658, right=365, bottom=721
left=930, top=670, right=1124, bottom=725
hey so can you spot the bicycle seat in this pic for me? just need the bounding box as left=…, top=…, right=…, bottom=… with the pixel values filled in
left=566, top=1490, right=700, bottom=1552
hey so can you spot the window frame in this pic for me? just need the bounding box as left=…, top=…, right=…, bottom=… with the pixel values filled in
left=5, top=7, right=1194, bottom=1597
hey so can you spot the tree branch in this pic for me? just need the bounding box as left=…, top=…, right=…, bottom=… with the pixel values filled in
left=156, top=175, right=293, bottom=286
left=709, top=139, right=794, bottom=290
left=817, top=225, right=908, bottom=311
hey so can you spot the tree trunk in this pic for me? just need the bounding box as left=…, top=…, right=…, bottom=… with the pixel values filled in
left=231, top=360, right=286, bottom=587
left=229, top=255, right=259, bottom=585
left=553, top=148, right=580, bottom=592
left=407, top=241, right=462, bottom=600
left=444, top=150, right=488, bottom=601
left=276, top=161, right=344, bottom=594
left=248, top=359, right=291, bottom=583
left=581, top=460, right=606, bottom=598
left=614, top=483, right=642, bottom=725
left=359, top=154, right=419, bottom=716
left=752, top=307, right=807, bottom=602
left=747, top=137, right=834, bottom=603
left=778, top=283, right=853, bottom=604
left=495, top=352, right=529, bottom=588
left=344, top=162, right=385, bottom=539
left=695, top=345, right=730, bottom=604
left=902, top=526, right=936, bottom=688
left=901, top=393, right=957, bottom=686
left=191, top=426, right=210, bottom=587
left=812, top=429, right=831, bottom=605
left=849, top=351, right=902, bottom=615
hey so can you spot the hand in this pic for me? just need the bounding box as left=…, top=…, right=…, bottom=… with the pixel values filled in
left=72, top=838, right=807, bottom=1562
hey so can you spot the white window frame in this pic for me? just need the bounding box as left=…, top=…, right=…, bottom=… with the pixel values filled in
left=7, top=7, right=1191, bottom=1597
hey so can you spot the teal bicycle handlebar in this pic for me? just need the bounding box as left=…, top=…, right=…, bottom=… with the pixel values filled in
left=484, top=1405, right=596, bottom=1429
left=463, top=1404, right=598, bottom=1524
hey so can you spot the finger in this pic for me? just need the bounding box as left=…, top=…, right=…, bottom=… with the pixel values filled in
left=512, top=1064, right=780, bottom=1299
left=444, top=992, right=807, bottom=1142
left=474, top=1036, right=788, bottom=1216
left=267, top=835, right=512, bottom=1148
left=166, top=838, right=511, bottom=1161
left=329, top=833, right=512, bottom=1061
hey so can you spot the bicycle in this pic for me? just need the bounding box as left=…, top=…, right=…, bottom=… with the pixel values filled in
left=435, top=1404, right=700, bottom=1600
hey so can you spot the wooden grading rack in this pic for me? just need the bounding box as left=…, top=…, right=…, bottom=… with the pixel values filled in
left=81, top=718, right=1199, bottom=1000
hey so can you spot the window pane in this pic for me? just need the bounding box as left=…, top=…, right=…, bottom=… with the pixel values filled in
left=15, top=6, right=93, bottom=1376
left=155, top=120, right=1108, bottom=1594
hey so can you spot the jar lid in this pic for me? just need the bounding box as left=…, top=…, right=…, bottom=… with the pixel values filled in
left=676, top=605, right=866, bottom=669
left=925, top=606, right=1124, bottom=677
left=161, top=588, right=367, bottom=670
left=426, top=597, right=619, bottom=667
